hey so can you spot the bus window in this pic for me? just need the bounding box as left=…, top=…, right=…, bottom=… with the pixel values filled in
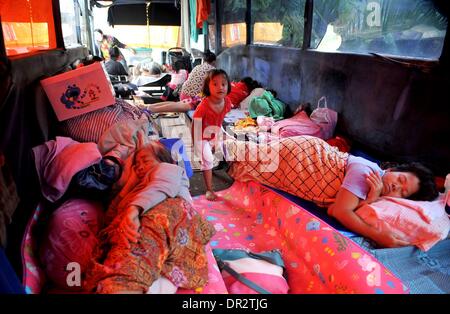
left=221, top=1, right=247, bottom=48
left=252, top=0, right=305, bottom=48
left=60, top=0, right=81, bottom=48
left=1, top=0, right=57, bottom=56
left=312, top=0, right=448, bottom=59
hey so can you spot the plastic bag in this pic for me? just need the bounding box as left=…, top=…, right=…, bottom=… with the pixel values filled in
left=310, top=96, right=338, bottom=140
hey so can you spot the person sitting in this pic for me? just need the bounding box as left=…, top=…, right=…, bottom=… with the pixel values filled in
left=179, top=50, right=216, bottom=107
left=225, top=135, right=438, bottom=248
left=161, top=60, right=189, bottom=101
left=131, top=61, right=167, bottom=87
left=104, top=47, right=129, bottom=77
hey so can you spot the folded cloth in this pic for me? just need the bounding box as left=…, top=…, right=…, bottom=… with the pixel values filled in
left=32, top=137, right=102, bottom=202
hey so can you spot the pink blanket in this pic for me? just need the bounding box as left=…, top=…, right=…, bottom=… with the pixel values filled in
left=32, top=137, right=102, bottom=202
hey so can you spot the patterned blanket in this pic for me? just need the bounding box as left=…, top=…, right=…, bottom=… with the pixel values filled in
left=226, top=136, right=349, bottom=207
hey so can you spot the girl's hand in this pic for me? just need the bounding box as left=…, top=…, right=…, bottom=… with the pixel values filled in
left=373, top=229, right=409, bottom=248
left=365, top=171, right=383, bottom=203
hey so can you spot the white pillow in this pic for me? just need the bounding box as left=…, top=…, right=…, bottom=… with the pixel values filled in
left=356, top=194, right=450, bottom=251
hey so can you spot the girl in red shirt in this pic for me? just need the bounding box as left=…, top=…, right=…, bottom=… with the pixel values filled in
left=192, top=69, right=232, bottom=201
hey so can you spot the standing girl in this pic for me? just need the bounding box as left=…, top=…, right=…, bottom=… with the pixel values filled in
left=192, top=69, right=232, bottom=201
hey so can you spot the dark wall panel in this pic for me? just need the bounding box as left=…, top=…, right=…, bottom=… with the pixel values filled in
left=217, top=45, right=450, bottom=176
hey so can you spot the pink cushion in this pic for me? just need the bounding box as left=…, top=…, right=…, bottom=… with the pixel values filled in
left=356, top=194, right=450, bottom=251
left=39, top=199, right=104, bottom=290
left=223, top=273, right=289, bottom=294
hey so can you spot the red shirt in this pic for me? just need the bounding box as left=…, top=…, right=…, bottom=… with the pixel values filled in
left=227, top=82, right=249, bottom=108
left=192, top=97, right=232, bottom=141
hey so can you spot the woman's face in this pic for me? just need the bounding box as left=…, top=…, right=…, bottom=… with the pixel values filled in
left=381, top=171, right=420, bottom=198
left=134, top=150, right=158, bottom=178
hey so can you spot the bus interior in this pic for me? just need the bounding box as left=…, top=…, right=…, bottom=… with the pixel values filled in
left=1, top=0, right=450, bottom=295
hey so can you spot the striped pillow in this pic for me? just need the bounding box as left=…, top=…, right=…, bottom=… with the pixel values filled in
left=59, top=98, right=143, bottom=143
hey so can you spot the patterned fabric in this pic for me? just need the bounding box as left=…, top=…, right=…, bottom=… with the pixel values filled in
left=59, top=98, right=143, bottom=143
left=226, top=136, right=349, bottom=207
left=21, top=204, right=227, bottom=294
left=180, top=62, right=215, bottom=97
left=84, top=197, right=216, bottom=293
left=192, top=181, right=408, bottom=294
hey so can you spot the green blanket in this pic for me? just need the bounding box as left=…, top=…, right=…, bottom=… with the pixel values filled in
left=248, top=90, right=286, bottom=120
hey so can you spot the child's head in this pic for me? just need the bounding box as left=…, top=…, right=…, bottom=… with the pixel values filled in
left=172, top=60, right=186, bottom=73
left=133, top=142, right=173, bottom=178
left=240, top=77, right=261, bottom=92
left=202, top=69, right=231, bottom=98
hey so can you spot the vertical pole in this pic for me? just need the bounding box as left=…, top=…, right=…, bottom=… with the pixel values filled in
left=302, top=0, right=313, bottom=50
left=246, top=0, right=252, bottom=45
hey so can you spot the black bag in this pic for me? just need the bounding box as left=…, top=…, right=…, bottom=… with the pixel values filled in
left=68, top=156, right=122, bottom=199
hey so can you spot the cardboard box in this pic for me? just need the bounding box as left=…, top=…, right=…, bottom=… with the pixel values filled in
left=40, top=62, right=116, bottom=121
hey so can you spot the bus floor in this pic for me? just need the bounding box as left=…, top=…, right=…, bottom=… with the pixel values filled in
left=189, top=163, right=234, bottom=197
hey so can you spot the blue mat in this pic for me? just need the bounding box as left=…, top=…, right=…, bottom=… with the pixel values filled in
left=353, top=237, right=450, bottom=294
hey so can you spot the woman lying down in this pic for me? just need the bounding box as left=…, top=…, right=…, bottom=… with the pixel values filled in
left=224, top=135, right=442, bottom=248
left=84, top=142, right=215, bottom=294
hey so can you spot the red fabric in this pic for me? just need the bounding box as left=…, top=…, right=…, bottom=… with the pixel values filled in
left=192, top=97, right=232, bottom=140
left=435, top=177, right=445, bottom=192
left=196, top=0, right=211, bottom=28
left=227, top=82, right=249, bottom=108
left=326, top=136, right=352, bottom=153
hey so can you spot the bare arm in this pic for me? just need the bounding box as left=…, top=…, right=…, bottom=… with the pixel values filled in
left=328, top=187, right=408, bottom=248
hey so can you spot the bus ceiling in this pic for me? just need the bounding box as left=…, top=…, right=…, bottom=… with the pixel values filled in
left=93, top=0, right=181, bottom=27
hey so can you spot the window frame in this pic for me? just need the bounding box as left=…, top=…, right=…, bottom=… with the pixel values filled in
left=0, top=0, right=65, bottom=59
left=211, top=0, right=447, bottom=62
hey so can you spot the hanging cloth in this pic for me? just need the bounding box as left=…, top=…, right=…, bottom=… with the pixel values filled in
left=189, top=0, right=199, bottom=42
left=181, top=0, right=191, bottom=52
left=196, top=0, right=211, bottom=28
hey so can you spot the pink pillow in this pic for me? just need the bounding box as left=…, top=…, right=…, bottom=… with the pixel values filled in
left=356, top=194, right=450, bottom=251
left=39, top=199, right=104, bottom=290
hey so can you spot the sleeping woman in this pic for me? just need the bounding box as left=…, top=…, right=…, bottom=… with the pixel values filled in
left=84, top=141, right=215, bottom=294
left=224, top=135, right=438, bottom=248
